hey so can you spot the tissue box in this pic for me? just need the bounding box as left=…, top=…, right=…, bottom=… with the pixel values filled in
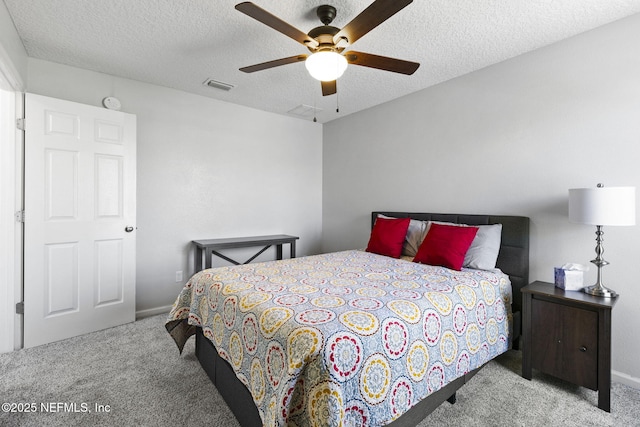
left=554, top=267, right=584, bottom=291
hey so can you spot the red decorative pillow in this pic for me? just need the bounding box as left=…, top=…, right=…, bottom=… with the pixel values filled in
left=366, top=217, right=411, bottom=258
left=413, top=223, right=479, bottom=270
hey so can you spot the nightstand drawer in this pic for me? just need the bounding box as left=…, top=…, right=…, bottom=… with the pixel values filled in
left=531, top=299, right=598, bottom=389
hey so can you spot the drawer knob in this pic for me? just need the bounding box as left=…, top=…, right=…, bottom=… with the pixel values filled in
left=579, top=346, right=587, bottom=352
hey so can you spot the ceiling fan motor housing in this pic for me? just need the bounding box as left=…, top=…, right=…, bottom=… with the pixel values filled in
left=307, top=25, right=342, bottom=52
left=307, top=5, right=343, bottom=53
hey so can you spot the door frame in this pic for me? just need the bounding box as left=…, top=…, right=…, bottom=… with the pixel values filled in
left=0, top=47, right=24, bottom=353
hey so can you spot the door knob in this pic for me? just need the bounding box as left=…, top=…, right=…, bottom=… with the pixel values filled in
left=125, top=226, right=134, bottom=232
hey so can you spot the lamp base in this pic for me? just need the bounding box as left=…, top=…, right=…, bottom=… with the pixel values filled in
left=583, top=284, right=618, bottom=298
left=583, top=224, right=618, bottom=298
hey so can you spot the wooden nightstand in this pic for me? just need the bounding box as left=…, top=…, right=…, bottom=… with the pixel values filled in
left=522, top=281, right=617, bottom=412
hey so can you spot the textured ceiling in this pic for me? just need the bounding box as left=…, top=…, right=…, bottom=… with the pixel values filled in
left=4, top=0, right=640, bottom=123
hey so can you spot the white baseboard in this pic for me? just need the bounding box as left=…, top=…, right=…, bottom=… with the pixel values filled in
left=612, top=370, right=640, bottom=390
left=136, top=305, right=172, bottom=320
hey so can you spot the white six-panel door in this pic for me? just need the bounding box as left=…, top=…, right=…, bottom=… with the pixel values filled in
left=24, top=93, right=136, bottom=348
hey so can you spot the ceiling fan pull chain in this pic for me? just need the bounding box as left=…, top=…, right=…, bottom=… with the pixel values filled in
left=313, top=97, right=318, bottom=122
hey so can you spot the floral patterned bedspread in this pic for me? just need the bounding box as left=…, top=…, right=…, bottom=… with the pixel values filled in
left=166, top=250, right=512, bottom=427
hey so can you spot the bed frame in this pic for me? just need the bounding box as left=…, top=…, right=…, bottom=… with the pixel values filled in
left=194, top=212, right=530, bottom=427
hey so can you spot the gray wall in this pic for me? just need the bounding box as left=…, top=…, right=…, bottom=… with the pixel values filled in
left=26, top=59, right=323, bottom=314
left=323, top=14, right=640, bottom=385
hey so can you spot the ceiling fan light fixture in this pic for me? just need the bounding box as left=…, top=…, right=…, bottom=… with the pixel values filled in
left=305, top=51, right=347, bottom=82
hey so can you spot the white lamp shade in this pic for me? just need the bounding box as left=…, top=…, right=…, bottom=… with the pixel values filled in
left=305, top=51, right=348, bottom=82
left=569, top=186, right=636, bottom=226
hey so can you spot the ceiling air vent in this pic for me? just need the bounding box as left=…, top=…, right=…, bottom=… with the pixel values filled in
left=287, top=104, right=322, bottom=118
left=203, top=78, right=235, bottom=91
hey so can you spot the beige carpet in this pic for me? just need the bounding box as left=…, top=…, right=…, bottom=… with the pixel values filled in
left=1, top=314, right=638, bottom=427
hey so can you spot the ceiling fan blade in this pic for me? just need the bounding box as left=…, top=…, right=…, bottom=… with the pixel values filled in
left=321, top=80, right=337, bottom=96
left=239, top=55, right=308, bottom=73
left=333, top=0, right=413, bottom=46
left=236, top=2, right=319, bottom=48
left=345, top=51, right=419, bottom=75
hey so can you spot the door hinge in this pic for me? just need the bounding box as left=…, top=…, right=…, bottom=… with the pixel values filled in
left=16, top=118, right=25, bottom=131
left=15, top=210, right=25, bottom=223
left=16, top=302, right=24, bottom=315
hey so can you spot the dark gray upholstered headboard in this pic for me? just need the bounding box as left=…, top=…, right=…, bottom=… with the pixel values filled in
left=371, top=212, right=530, bottom=320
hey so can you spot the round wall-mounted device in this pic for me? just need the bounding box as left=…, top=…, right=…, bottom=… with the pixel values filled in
left=102, top=96, right=121, bottom=111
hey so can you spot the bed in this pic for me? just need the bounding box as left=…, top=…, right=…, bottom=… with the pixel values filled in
left=166, top=211, right=529, bottom=426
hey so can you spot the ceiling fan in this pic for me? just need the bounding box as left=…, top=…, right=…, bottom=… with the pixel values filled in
left=235, top=1, right=420, bottom=96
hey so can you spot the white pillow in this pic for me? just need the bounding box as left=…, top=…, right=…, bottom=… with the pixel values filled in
left=429, top=221, right=502, bottom=270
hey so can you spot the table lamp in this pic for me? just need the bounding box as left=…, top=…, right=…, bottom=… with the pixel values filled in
left=568, top=184, right=636, bottom=298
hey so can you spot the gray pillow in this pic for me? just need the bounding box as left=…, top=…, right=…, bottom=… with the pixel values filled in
left=404, top=219, right=428, bottom=257
left=378, top=215, right=427, bottom=257
left=430, top=221, right=502, bottom=270
left=463, top=224, right=502, bottom=270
